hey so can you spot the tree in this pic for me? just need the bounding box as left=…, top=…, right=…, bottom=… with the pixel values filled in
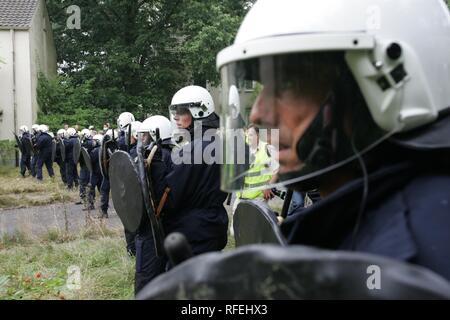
left=40, top=0, right=254, bottom=128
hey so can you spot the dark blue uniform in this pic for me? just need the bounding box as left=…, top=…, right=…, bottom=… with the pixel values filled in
left=54, top=139, right=67, bottom=184
left=118, top=131, right=128, bottom=151
left=282, top=160, right=450, bottom=282
left=30, top=133, right=38, bottom=177
left=161, top=137, right=228, bottom=254
left=35, top=132, right=54, bottom=180
left=64, top=136, right=79, bottom=189
left=79, top=138, right=95, bottom=205
left=134, top=140, right=173, bottom=294
left=134, top=121, right=228, bottom=294
left=19, top=132, right=32, bottom=177
left=124, top=141, right=138, bottom=256
left=88, top=144, right=102, bottom=209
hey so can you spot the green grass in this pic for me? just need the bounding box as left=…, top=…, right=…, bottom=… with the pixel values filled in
left=0, top=166, right=77, bottom=209
left=0, top=232, right=134, bottom=300
left=0, top=225, right=235, bottom=300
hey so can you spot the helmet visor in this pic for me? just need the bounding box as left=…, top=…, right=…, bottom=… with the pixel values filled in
left=219, top=53, right=397, bottom=193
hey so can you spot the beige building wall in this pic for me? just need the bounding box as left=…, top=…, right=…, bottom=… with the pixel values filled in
left=29, top=0, right=57, bottom=122
left=0, top=30, right=32, bottom=141
left=0, top=0, right=57, bottom=141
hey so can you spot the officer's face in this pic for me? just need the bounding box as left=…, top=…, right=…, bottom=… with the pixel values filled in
left=247, top=127, right=259, bottom=149
left=174, top=111, right=192, bottom=129
left=249, top=87, right=321, bottom=175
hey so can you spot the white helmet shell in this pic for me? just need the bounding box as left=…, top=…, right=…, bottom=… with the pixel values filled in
left=39, top=124, right=49, bottom=133
left=117, top=112, right=136, bottom=130
left=217, top=0, right=450, bottom=132
left=170, top=85, right=215, bottom=119
left=128, top=121, right=142, bottom=140
left=19, top=125, right=29, bottom=133
left=105, top=129, right=119, bottom=138
left=57, top=129, right=66, bottom=138
left=81, top=128, right=92, bottom=138
left=93, top=134, right=104, bottom=144
left=31, top=124, right=40, bottom=133
left=67, top=127, right=77, bottom=137
left=139, top=115, right=173, bottom=141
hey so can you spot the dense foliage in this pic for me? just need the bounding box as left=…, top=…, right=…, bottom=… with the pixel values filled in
left=39, top=0, right=254, bottom=131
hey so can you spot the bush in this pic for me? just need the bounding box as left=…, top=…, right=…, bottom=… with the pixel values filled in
left=37, top=74, right=115, bottom=132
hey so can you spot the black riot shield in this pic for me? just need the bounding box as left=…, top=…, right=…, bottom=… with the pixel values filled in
left=233, top=200, right=287, bottom=247
left=81, top=147, right=92, bottom=172
left=14, top=133, right=24, bottom=154
left=73, top=138, right=81, bottom=164
left=110, top=151, right=144, bottom=233
left=137, top=144, right=165, bottom=257
left=137, top=244, right=450, bottom=300
left=99, top=136, right=118, bottom=178
left=58, top=137, right=66, bottom=162
left=51, top=139, right=57, bottom=162
left=22, top=136, right=34, bottom=155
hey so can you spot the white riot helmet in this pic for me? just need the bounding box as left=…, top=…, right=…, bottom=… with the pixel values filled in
left=19, top=125, right=29, bottom=134
left=105, top=129, right=119, bottom=139
left=31, top=124, right=40, bottom=133
left=125, top=121, right=142, bottom=142
left=169, top=85, right=215, bottom=120
left=81, top=128, right=92, bottom=139
left=93, top=134, right=103, bottom=144
left=39, top=124, right=49, bottom=133
left=48, top=132, right=54, bottom=138
left=117, top=112, right=135, bottom=130
left=67, top=127, right=77, bottom=137
left=216, top=0, right=450, bottom=192
left=139, top=116, right=173, bottom=142
left=57, top=129, right=66, bottom=138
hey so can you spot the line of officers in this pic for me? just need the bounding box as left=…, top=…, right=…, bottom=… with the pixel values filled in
left=16, top=123, right=112, bottom=217
left=15, top=85, right=231, bottom=295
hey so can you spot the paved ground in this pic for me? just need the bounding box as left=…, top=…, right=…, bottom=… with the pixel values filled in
left=0, top=201, right=123, bottom=236
left=0, top=194, right=283, bottom=237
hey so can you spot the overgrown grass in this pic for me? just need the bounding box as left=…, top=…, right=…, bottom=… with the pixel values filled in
left=0, top=166, right=77, bottom=209
left=0, top=224, right=236, bottom=300
left=0, top=227, right=134, bottom=300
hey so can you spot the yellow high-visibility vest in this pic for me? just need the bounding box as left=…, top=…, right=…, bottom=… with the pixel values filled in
left=237, top=142, right=273, bottom=199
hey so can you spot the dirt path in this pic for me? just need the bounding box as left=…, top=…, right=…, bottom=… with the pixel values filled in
left=0, top=201, right=123, bottom=236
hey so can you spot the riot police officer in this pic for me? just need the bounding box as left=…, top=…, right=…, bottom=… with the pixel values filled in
left=35, top=125, right=54, bottom=181
left=87, top=134, right=104, bottom=211
left=134, top=115, right=174, bottom=293
left=156, top=87, right=228, bottom=255
left=18, top=125, right=32, bottom=177
left=55, top=129, right=67, bottom=185
left=30, top=124, right=40, bottom=177
left=117, top=112, right=135, bottom=152
left=64, top=127, right=79, bottom=190
left=214, top=0, right=450, bottom=281
left=79, top=128, right=95, bottom=209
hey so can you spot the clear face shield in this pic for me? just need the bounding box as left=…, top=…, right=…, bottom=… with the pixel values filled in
left=219, top=52, right=399, bottom=193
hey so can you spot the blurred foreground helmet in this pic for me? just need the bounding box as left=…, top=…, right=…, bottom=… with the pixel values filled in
left=216, top=0, right=450, bottom=191
left=117, top=112, right=135, bottom=130
left=169, top=85, right=215, bottom=120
